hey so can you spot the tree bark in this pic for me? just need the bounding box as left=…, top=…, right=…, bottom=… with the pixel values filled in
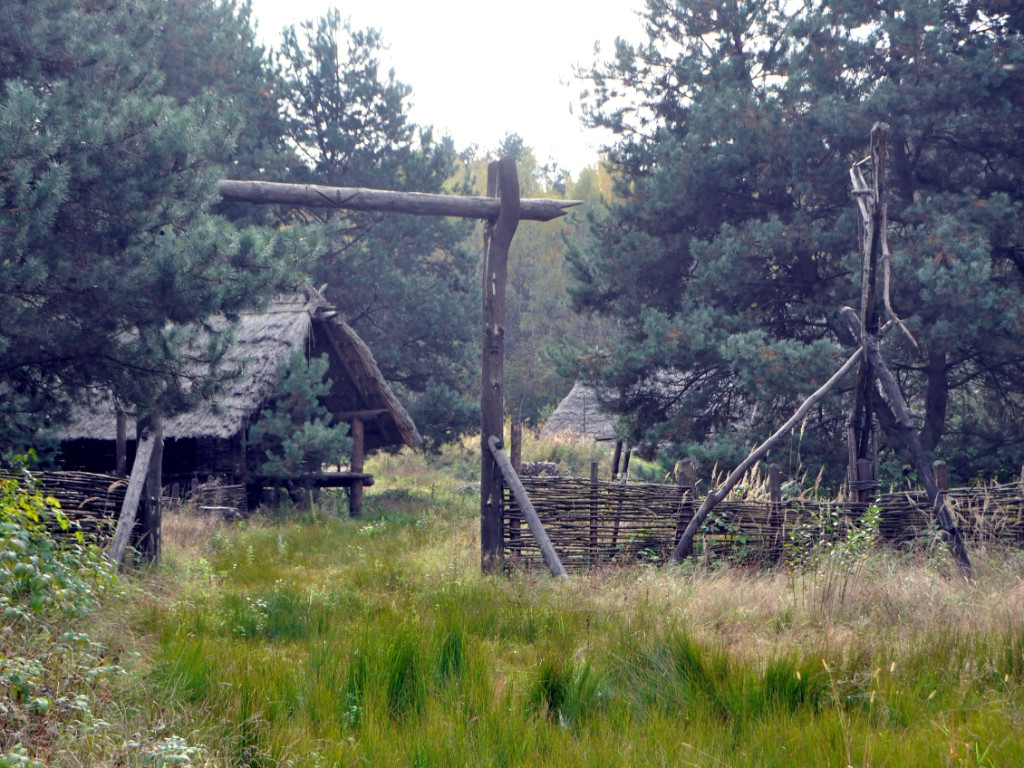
left=218, top=180, right=578, bottom=222
left=921, top=349, right=948, bottom=452
left=480, top=158, right=520, bottom=572
left=843, top=308, right=972, bottom=579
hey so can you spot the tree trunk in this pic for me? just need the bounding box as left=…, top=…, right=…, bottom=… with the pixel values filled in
left=921, top=349, right=948, bottom=453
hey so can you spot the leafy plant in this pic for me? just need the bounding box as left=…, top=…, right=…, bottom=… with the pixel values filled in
left=0, top=459, right=116, bottom=618
left=786, top=504, right=882, bottom=609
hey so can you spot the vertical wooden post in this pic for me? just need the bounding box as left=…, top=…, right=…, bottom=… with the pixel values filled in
left=674, top=457, right=698, bottom=543
left=589, top=461, right=600, bottom=565
left=480, top=157, right=520, bottom=573
left=610, top=440, right=623, bottom=480
left=231, top=427, right=246, bottom=486
left=849, top=124, right=888, bottom=498
left=768, top=462, right=785, bottom=558
left=510, top=422, right=522, bottom=474
left=137, top=417, right=163, bottom=563
left=350, top=418, right=365, bottom=517
left=621, top=448, right=632, bottom=480
left=768, top=463, right=782, bottom=505
left=933, top=459, right=948, bottom=491
left=115, top=408, right=127, bottom=478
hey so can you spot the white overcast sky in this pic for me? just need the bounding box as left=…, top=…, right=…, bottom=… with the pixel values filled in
left=247, top=0, right=647, bottom=177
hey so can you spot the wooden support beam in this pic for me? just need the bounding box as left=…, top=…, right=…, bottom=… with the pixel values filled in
left=255, top=471, right=375, bottom=488
left=333, top=408, right=389, bottom=422
left=480, top=158, right=520, bottom=572
left=350, top=418, right=365, bottom=517
left=218, top=180, right=580, bottom=222
left=671, top=346, right=865, bottom=562
left=842, top=308, right=972, bottom=579
left=488, top=436, right=567, bottom=578
left=137, top=418, right=163, bottom=563
left=115, top=409, right=127, bottom=478
left=107, top=430, right=157, bottom=566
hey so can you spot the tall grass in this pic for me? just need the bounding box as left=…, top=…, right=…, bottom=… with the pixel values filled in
left=26, top=462, right=1024, bottom=767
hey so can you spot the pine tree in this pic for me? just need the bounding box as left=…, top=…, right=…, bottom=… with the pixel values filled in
left=275, top=11, right=479, bottom=447
left=0, top=0, right=295, bottom=448
left=573, top=0, right=1024, bottom=481
left=247, top=351, right=352, bottom=477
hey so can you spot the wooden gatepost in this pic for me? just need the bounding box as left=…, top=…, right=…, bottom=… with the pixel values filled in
left=219, top=164, right=578, bottom=575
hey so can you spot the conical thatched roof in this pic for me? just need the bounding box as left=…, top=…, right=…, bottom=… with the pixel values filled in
left=540, top=382, right=618, bottom=441
left=60, top=290, right=421, bottom=451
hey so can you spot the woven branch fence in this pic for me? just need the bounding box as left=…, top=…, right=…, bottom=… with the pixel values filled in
left=502, top=476, right=1024, bottom=572
left=3, top=471, right=248, bottom=542
left=2, top=470, right=129, bottom=540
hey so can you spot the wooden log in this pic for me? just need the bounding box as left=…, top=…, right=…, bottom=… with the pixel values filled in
left=488, top=436, right=567, bottom=577
left=332, top=408, right=389, bottom=422
left=480, top=158, right=520, bottom=572
left=674, top=458, right=698, bottom=543
left=350, top=418, right=365, bottom=517
left=511, top=422, right=523, bottom=474
left=137, top=418, right=163, bottom=562
left=218, top=180, right=579, bottom=222
left=255, top=471, right=374, bottom=488
left=768, top=463, right=782, bottom=505
left=610, top=440, right=623, bottom=480
left=934, top=460, right=948, bottom=491
left=115, top=409, right=127, bottom=478
left=671, top=345, right=865, bottom=562
left=590, top=461, right=600, bottom=566
left=107, top=431, right=156, bottom=566
left=842, top=307, right=972, bottom=579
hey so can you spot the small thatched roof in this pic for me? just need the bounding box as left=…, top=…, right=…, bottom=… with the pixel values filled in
left=540, top=382, right=619, bottom=441
left=60, top=290, right=421, bottom=451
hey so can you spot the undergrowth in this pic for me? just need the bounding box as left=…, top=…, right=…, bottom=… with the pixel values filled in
left=4, top=455, right=1024, bottom=767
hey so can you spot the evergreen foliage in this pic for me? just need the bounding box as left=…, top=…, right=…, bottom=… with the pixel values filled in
left=573, top=0, right=1024, bottom=482
left=276, top=12, right=480, bottom=448
left=0, top=0, right=297, bottom=448
left=247, top=351, right=351, bottom=477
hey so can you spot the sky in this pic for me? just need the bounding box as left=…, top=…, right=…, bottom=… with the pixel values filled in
left=246, top=0, right=647, bottom=177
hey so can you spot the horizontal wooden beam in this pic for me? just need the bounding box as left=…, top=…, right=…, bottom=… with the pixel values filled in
left=255, top=471, right=375, bottom=488
left=218, top=180, right=582, bottom=222
left=333, top=409, right=389, bottom=422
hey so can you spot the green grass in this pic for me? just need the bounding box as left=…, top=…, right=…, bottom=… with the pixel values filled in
left=11, top=472, right=1024, bottom=767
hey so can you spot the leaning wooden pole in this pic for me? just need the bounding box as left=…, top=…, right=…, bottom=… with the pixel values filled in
left=480, top=158, right=520, bottom=572
left=670, top=346, right=865, bottom=562
left=488, top=437, right=567, bottom=578
left=218, top=180, right=579, bottom=222
left=107, top=430, right=157, bottom=566
left=842, top=309, right=972, bottom=579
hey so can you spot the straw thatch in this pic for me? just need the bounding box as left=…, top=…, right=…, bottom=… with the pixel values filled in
left=59, top=289, right=421, bottom=453
left=540, top=382, right=618, bottom=441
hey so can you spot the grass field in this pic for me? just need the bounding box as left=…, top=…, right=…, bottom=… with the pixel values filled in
left=6, top=446, right=1024, bottom=767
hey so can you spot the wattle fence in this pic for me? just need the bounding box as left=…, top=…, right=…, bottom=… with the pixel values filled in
left=502, top=475, right=1024, bottom=572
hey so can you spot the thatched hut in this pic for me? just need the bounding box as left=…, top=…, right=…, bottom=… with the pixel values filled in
left=540, top=382, right=618, bottom=442
left=58, top=290, right=421, bottom=505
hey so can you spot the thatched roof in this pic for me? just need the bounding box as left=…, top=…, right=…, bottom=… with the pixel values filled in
left=540, top=382, right=619, bottom=441
left=60, top=290, right=421, bottom=451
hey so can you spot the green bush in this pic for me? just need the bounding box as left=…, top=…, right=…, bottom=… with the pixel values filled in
left=0, top=460, right=116, bottom=619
